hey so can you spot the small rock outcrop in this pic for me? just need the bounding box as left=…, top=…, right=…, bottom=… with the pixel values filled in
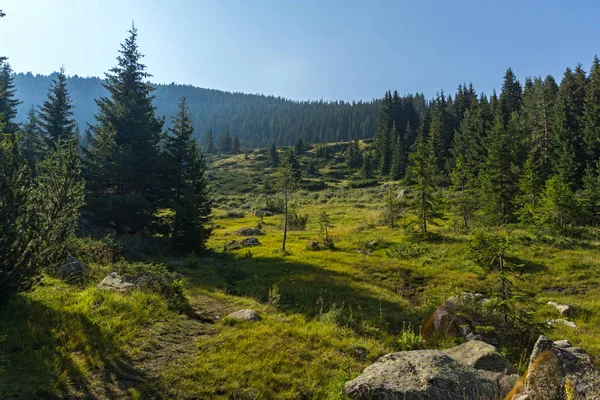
left=515, top=335, right=600, bottom=400
left=344, top=350, right=497, bottom=400
left=547, top=301, right=577, bottom=317
left=226, top=309, right=260, bottom=322
left=444, top=340, right=518, bottom=375
left=97, top=273, right=135, bottom=292
left=236, top=228, right=265, bottom=236
left=55, top=256, right=87, bottom=281
left=240, top=237, right=261, bottom=247
left=547, top=319, right=577, bottom=329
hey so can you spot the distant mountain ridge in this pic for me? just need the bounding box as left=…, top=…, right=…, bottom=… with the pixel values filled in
left=12, top=72, right=381, bottom=148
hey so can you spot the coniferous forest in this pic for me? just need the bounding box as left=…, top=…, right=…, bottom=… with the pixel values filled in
left=2, top=8, right=600, bottom=400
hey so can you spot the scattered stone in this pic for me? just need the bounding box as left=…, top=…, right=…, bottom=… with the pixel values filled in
left=55, top=255, right=87, bottom=281
left=344, top=350, right=497, bottom=400
left=236, top=228, right=265, bottom=236
left=97, top=272, right=135, bottom=292
left=547, top=301, right=577, bottom=317
left=518, top=335, right=600, bottom=400
left=547, top=319, right=577, bottom=328
left=444, top=340, right=518, bottom=375
left=226, top=309, right=260, bottom=322
left=240, top=237, right=261, bottom=247
left=226, top=240, right=242, bottom=250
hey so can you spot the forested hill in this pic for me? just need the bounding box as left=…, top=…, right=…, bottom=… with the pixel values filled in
left=12, top=72, right=387, bottom=147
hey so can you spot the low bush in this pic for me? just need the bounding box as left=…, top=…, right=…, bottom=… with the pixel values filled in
left=73, top=235, right=121, bottom=265
left=347, top=179, right=378, bottom=188
left=287, top=209, right=309, bottom=231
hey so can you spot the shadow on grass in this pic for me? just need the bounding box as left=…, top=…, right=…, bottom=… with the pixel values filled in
left=0, top=295, right=159, bottom=399
left=182, top=254, right=429, bottom=337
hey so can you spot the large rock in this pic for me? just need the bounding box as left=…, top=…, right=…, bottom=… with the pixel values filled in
left=55, top=256, right=87, bottom=281
left=344, top=350, right=497, bottom=400
left=547, top=319, right=577, bottom=329
left=226, top=309, right=260, bottom=322
left=97, top=272, right=135, bottom=292
left=521, top=335, right=600, bottom=400
left=240, top=237, right=261, bottom=247
left=444, top=340, right=518, bottom=375
left=236, top=228, right=265, bottom=236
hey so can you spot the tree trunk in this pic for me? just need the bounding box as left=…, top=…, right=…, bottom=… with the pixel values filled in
left=282, top=188, right=288, bottom=252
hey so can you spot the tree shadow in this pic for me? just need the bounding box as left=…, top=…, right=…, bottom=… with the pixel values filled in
left=182, top=255, right=429, bottom=336
left=0, top=295, right=160, bottom=399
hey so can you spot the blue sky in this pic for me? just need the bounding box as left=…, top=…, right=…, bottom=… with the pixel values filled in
left=1, top=0, right=599, bottom=101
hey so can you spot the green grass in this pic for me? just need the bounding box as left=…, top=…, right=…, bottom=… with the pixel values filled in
left=2, top=149, right=600, bottom=398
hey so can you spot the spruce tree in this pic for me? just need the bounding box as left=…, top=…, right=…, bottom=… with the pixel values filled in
left=0, top=119, right=40, bottom=297
left=0, top=59, right=20, bottom=134
left=537, top=175, right=579, bottom=230
left=375, top=91, right=393, bottom=174
left=409, top=132, right=439, bottom=232
left=514, top=153, right=539, bottom=224
left=218, top=130, right=232, bottom=154
left=204, top=130, right=216, bottom=154
left=231, top=135, right=241, bottom=154
left=345, top=139, right=362, bottom=170
left=19, top=107, right=44, bottom=174
left=84, top=25, right=165, bottom=234
left=37, top=67, right=77, bottom=148
left=268, top=143, right=279, bottom=167
left=360, top=150, right=374, bottom=179
left=276, top=157, right=300, bottom=253
left=165, top=97, right=195, bottom=202
left=389, top=123, right=404, bottom=180
left=497, top=68, right=523, bottom=127
left=582, top=56, right=600, bottom=164
left=579, top=161, right=600, bottom=225
left=34, top=139, right=85, bottom=272
left=294, top=137, right=305, bottom=154
left=479, top=117, right=519, bottom=224
left=448, top=154, right=477, bottom=229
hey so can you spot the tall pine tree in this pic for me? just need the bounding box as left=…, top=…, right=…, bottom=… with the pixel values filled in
left=37, top=67, right=77, bottom=148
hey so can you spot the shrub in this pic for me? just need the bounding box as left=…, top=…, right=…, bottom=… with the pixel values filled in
left=267, top=283, right=281, bottom=310
left=299, top=179, right=327, bottom=191
left=287, top=209, right=309, bottom=231
left=347, top=179, right=378, bottom=188
left=72, top=235, right=121, bottom=265
left=114, top=261, right=188, bottom=311
left=222, top=210, right=245, bottom=219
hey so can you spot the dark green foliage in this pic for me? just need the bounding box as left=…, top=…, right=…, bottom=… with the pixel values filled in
left=344, top=140, right=362, bottom=170
left=294, top=138, right=305, bottom=154
left=37, top=67, right=77, bottom=148
left=282, top=149, right=301, bottom=180
left=359, top=150, right=375, bottom=179
left=583, top=56, right=600, bottom=164
left=19, top=107, right=44, bottom=174
left=497, top=68, right=522, bottom=127
left=0, top=126, right=40, bottom=298
left=218, top=130, right=232, bottom=154
left=287, top=208, right=309, bottom=231
left=448, top=154, right=477, bottom=229
left=374, top=91, right=393, bottom=174
left=0, top=59, right=20, bottom=133
left=34, top=139, right=85, bottom=272
left=514, top=154, right=539, bottom=225
left=204, top=130, right=216, bottom=153
left=579, top=161, right=600, bottom=225
left=408, top=132, right=439, bottom=232
left=537, top=175, right=579, bottom=230
left=84, top=25, right=165, bottom=234
left=165, top=97, right=212, bottom=253
left=231, top=135, right=240, bottom=154
left=268, top=143, right=279, bottom=167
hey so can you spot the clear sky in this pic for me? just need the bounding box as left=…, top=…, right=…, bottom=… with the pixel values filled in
left=1, top=0, right=599, bottom=101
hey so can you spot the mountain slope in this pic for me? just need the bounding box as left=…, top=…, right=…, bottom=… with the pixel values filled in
left=13, top=72, right=380, bottom=148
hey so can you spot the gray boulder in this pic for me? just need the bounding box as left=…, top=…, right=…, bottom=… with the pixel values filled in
left=547, top=301, right=577, bottom=317
left=444, top=340, right=518, bottom=375
left=547, top=319, right=577, bottom=328
left=97, top=272, right=135, bottom=292
left=55, top=256, right=87, bottom=281
left=520, top=335, right=600, bottom=400
left=344, top=350, right=497, bottom=400
left=226, top=309, right=260, bottom=322
left=240, top=237, right=261, bottom=247
left=226, top=240, right=242, bottom=250
left=236, top=228, right=265, bottom=236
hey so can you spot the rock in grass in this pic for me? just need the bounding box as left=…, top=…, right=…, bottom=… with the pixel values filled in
left=226, top=240, right=242, bottom=250
left=240, top=237, right=261, bottom=247
left=344, top=350, right=497, bottom=400
left=444, top=340, right=518, bottom=375
left=97, top=272, right=135, bottom=292
left=547, top=301, right=577, bottom=317
left=226, top=309, right=260, bottom=322
left=236, top=228, right=265, bottom=236
left=520, top=335, right=600, bottom=400
left=547, top=319, right=577, bottom=328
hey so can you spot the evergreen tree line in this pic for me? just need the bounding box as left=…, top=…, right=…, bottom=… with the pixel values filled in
left=363, top=61, right=600, bottom=230
left=12, top=73, right=386, bottom=148
left=1, top=21, right=212, bottom=296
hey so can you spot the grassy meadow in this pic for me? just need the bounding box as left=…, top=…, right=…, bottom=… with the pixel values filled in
left=1, top=145, right=600, bottom=399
